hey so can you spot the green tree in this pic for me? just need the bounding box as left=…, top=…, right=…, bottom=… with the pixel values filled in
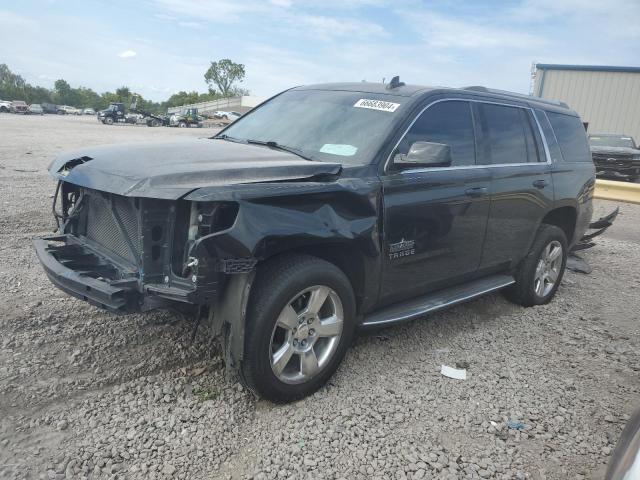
left=0, top=64, right=27, bottom=100
left=53, top=79, right=72, bottom=104
left=204, top=59, right=247, bottom=97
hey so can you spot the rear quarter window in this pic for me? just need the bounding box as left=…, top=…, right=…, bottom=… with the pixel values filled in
left=546, top=112, right=591, bottom=163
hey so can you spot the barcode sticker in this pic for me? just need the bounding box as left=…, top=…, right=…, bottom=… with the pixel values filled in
left=354, top=98, right=400, bottom=112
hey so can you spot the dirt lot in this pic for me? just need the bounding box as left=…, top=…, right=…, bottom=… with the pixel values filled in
left=1, top=114, right=639, bottom=480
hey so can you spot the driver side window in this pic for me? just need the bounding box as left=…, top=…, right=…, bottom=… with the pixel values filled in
left=397, top=100, right=476, bottom=167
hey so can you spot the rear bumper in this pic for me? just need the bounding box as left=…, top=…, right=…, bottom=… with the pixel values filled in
left=34, top=234, right=218, bottom=313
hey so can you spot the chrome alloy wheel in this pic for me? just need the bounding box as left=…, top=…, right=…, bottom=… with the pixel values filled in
left=534, top=240, right=563, bottom=297
left=269, top=285, right=344, bottom=384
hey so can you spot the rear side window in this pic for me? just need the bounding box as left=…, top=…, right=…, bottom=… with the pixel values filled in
left=546, top=112, right=591, bottom=162
left=479, top=103, right=539, bottom=164
left=398, top=100, right=476, bottom=167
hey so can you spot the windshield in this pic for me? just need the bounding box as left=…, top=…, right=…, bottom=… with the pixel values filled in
left=589, top=135, right=636, bottom=149
left=219, top=89, right=408, bottom=165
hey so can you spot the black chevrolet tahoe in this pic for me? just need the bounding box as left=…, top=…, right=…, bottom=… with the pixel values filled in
left=589, top=133, right=640, bottom=181
left=35, top=80, right=595, bottom=402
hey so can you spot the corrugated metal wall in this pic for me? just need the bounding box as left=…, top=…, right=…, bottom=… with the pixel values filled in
left=534, top=69, right=640, bottom=141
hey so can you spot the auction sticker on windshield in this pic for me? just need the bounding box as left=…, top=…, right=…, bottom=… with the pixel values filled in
left=354, top=99, right=400, bottom=113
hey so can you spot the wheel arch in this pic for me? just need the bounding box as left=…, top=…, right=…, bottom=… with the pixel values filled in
left=540, top=205, right=577, bottom=245
left=259, top=243, right=369, bottom=315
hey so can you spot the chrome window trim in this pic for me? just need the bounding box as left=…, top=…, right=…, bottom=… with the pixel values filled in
left=384, top=97, right=554, bottom=175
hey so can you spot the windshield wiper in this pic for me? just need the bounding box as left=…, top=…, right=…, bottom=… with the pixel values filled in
left=246, top=139, right=312, bottom=161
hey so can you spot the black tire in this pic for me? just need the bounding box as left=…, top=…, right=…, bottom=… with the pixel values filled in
left=104, top=117, right=114, bottom=125
left=240, top=254, right=356, bottom=402
left=178, top=121, right=187, bottom=128
left=504, top=224, right=568, bottom=307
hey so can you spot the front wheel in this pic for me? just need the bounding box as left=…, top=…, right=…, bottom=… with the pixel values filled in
left=104, top=117, right=114, bottom=125
left=240, top=255, right=356, bottom=402
left=505, top=224, right=568, bottom=307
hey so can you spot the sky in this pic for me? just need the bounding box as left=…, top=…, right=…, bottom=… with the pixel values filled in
left=1, top=0, right=639, bottom=102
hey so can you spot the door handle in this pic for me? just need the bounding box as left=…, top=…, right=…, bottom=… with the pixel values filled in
left=533, top=179, right=548, bottom=189
left=465, top=187, right=488, bottom=197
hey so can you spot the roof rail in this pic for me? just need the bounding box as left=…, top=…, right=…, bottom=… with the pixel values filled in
left=462, top=86, right=569, bottom=109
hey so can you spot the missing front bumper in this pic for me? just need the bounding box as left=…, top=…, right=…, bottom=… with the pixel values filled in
left=34, top=234, right=218, bottom=313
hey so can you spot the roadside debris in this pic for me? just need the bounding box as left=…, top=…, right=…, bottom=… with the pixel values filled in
left=573, top=207, right=619, bottom=251
left=565, top=207, right=619, bottom=275
left=441, top=365, right=467, bottom=380
left=567, top=253, right=593, bottom=274
left=506, top=420, right=525, bottom=430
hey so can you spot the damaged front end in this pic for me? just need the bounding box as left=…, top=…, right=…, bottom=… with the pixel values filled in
left=35, top=181, right=239, bottom=313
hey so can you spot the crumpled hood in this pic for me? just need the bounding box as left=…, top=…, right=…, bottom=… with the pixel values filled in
left=590, top=145, right=640, bottom=156
left=49, top=139, right=342, bottom=199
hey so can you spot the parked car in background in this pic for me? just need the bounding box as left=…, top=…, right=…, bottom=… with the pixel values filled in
left=28, top=104, right=44, bottom=115
left=57, top=105, right=82, bottom=115
left=83, top=108, right=96, bottom=115
left=589, top=134, right=640, bottom=181
left=213, top=110, right=241, bottom=120
left=10, top=101, right=29, bottom=114
left=36, top=80, right=595, bottom=402
left=0, top=100, right=11, bottom=113
left=42, top=103, right=58, bottom=114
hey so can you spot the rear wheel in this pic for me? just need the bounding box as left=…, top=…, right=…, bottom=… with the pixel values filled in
left=240, top=255, right=355, bottom=402
left=178, top=121, right=187, bottom=128
left=505, top=224, right=567, bottom=307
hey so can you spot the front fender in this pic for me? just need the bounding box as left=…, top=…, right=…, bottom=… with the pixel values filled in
left=191, top=178, right=382, bottom=262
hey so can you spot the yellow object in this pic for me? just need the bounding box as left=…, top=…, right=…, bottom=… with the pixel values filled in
left=594, top=179, right=640, bottom=205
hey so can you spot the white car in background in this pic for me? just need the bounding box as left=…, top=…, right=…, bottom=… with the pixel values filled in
left=57, top=105, right=82, bottom=115
left=0, top=100, right=11, bottom=113
left=213, top=110, right=242, bottom=121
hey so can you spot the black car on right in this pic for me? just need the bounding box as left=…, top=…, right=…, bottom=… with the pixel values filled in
left=589, top=133, right=640, bottom=181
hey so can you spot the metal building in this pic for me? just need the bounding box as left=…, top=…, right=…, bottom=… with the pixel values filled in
left=532, top=64, right=640, bottom=141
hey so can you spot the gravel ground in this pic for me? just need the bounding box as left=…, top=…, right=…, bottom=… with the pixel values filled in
left=1, top=114, right=639, bottom=480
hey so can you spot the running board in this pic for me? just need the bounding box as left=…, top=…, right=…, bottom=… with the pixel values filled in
left=361, top=274, right=515, bottom=327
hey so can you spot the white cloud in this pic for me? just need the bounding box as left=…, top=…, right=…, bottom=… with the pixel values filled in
left=150, top=0, right=257, bottom=22
left=287, top=13, right=388, bottom=39
left=117, top=50, right=137, bottom=58
left=177, top=21, right=203, bottom=29
left=2, top=0, right=639, bottom=103
left=401, top=10, right=544, bottom=50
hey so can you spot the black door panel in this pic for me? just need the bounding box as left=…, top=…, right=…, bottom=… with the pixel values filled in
left=480, top=164, right=553, bottom=269
left=381, top=168, right=491, bottom=304
left=474, top=102, right=554, bottom=270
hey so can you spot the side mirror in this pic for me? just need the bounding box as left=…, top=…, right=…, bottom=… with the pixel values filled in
left=394, top=141, right=452, bottom=169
